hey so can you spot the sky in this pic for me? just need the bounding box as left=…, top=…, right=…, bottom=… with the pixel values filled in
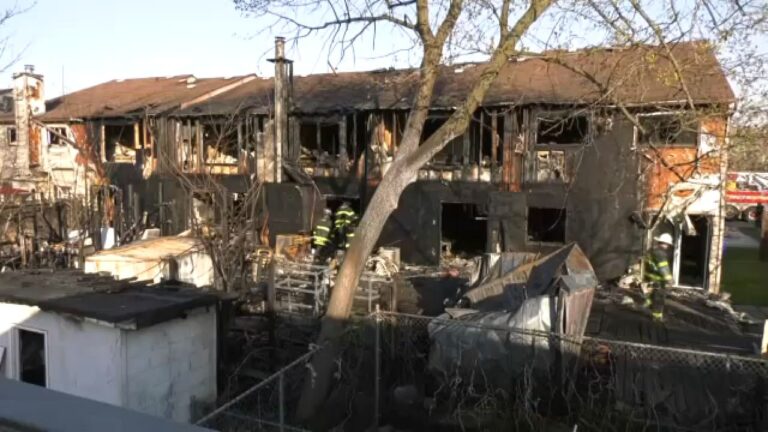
left=0, top=0, right=765, bottom=108
left=0, top=0, right=419, bottom=95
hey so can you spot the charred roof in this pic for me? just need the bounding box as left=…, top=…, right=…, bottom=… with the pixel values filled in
left=0, top=269, right=219, bottom=329
left=35, top=41, right=734, bottom=122
left=42, top=75, right=256, bottom=121
left=179, top=41, right=734, bottom=116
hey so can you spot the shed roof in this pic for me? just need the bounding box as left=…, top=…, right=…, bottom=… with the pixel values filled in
left=42, top=75, right=255, bottom=121
left=86, top=235, right=203, bottom=263
left=0, top=270, right=219, bottom=329
left=179, top=40, right=734, bottom=116
left=0, top=378, right=214, bottom=432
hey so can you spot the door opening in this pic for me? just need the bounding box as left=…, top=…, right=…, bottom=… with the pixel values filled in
left=441, top=203, right=487, bottom=257
left=678, top=215, right=711, bottom=288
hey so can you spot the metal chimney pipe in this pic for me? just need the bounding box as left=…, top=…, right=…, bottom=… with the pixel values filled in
left=273, top=37, right=286, bottom=183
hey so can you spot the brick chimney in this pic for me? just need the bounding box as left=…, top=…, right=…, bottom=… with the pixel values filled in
left=13, top=65, right=45, bottom=169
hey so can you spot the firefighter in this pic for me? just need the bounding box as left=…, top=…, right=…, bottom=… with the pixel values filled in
left=644, top=233, right=674, bottom=321
left=334, top=202, right=357, bottom=249
left=312, top=208, right=334, bottom=262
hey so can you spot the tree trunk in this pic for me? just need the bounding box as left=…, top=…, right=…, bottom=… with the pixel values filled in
left=295, top=158, right=415, bottom=421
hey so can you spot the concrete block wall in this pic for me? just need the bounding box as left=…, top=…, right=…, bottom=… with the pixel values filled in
left=0, top=304, right=124, bottom=406
left=123, top=306, right=217, bottom=422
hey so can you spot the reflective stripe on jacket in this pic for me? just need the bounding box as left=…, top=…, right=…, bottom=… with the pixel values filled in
left=313, top=217, right=332, bottom=246
left=645, top=247, right=672, bottom=283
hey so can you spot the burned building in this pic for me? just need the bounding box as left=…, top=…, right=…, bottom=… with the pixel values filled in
left=166, top=40, right=732, bottom=292
left=3, top=39, right=733, bottom=294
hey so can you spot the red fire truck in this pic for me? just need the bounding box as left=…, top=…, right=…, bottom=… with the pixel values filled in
left=725, top=172, right=768, bottom=221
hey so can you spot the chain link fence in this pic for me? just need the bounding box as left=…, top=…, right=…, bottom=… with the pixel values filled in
left=197, top=310, right=768, bottom=431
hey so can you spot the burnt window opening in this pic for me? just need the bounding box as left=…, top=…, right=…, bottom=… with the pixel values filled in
left=637, top=114, right=698, bottom=147
left=18, top=328, right=46, bottom=387
left=300, top=121, right=341, bottom=160
left=47, top=126, right=67, bottom=146
left=536, top=115, right=589, bottom=145
left=441, top=203, right=487, bottom=256
left=427, top=117, right=463, bottom=166
left=468, top=113, right=495, bottom=167
left=203, top=122, right=239, bottom=165
left=104, top=124, right=137, bottom=163
left=527, top=207, right=566, bottom=243
left=343, top=114, right=367, bottom=172
left=533, top=150, right=568, bottom=183
left=6, top=126, right=17, bottom=145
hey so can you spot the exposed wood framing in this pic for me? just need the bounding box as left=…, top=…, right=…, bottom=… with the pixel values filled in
left=491, top=113, right=499, bottom=170
left=99, top=124, right=106, bottom=162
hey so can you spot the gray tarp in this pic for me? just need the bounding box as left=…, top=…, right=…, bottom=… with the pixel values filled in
left=428, top=297, right=553, bottom=377
left=427, top=243, right=597, bottom=378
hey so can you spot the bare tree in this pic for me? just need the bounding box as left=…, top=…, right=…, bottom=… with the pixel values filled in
left=234, top=0, right=767, bottom=419
left=154, top=108, right=266, bottom=292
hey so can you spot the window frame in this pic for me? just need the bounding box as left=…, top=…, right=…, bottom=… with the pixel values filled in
left=6, top=126, right=17, bottom=146
left=635, top=112, right=699, bottom=148
left=526, top=206, right=567, bottom=245
left=47, top=126, right=69, bottom=146
left=13, top=326, right=48, bottom=388
left=535, top=113, right=591, bottom=147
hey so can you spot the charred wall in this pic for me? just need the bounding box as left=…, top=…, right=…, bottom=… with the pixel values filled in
left=377, top=113, right=642, bottom=280
left=562, top=114, right=642, bottom=280
left=377, top=181, right=522, bottom=265
left=264, top=183, right=323, bottom=244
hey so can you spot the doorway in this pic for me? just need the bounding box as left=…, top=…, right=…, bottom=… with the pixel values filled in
left=441, top=203, right=487, bottom=257
left=678, top=215, right=711, bottom=288
left=651, top=216, right=712, bottom=289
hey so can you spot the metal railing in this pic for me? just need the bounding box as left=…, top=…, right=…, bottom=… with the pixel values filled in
left=273, top=260, right=393, bottom=317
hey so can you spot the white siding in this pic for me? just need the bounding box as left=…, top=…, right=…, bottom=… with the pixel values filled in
left=0, top=303, right=124, bottom=406
left=123, top=306, right=217, bottom=422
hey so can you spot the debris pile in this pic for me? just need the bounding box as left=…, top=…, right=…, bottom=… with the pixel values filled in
left=428, top=243, right=598, bottom=376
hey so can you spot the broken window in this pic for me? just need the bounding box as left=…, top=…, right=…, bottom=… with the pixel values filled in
left=47, top=127, right=67, bottom=146
left=300, top=121, right=340, bottom=156
left=427, top=117, right=463, bottom=166
left=536, top=115, right=589, bottom=145
left=104, top=124, right=137, bottom=163
left=527, top=207, right=566, bottom=243
left=6, top=127, right=17, bottom=145
left=441, top=203, right=487, bottom=256
left=533, top=150, right=568, bottom=182
left=637, top=114, right=698, bottom=147
left=203, top=122, right=239, bottom=166
left=17, top=328, right=46, bottom=387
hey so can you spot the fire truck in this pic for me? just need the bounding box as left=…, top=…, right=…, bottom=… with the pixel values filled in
left=725, top=172, right=768, bottom=221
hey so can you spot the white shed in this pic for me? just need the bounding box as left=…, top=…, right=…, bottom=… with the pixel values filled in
left=84, top=235, right=214, bottom=288
left=0, top=270, right=219, bottom=423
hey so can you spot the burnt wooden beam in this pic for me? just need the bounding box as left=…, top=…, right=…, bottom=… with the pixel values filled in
left=491, top=113, right=499, bottom=170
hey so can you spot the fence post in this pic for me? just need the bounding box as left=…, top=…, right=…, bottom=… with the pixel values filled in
left=374, top=304, right=381, bottom=428
left=279, top=371, right=285, bottom=432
